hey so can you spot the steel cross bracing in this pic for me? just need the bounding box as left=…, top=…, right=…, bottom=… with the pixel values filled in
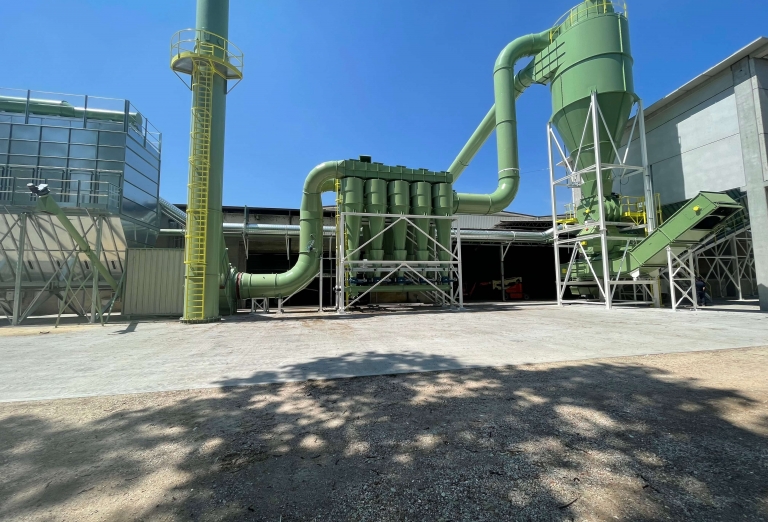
left=548, top=92, right=659, bottom=310
left=665, top=246, right=698, bottom=311
left=336, top=212, right=464, bottom=314
left=659, top=225, right=757, bottom=305
left=0, top=208, right=125, bottom=325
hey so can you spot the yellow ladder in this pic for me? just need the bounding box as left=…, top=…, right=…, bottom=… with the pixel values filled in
left=184, top=59, right=214, bottom=320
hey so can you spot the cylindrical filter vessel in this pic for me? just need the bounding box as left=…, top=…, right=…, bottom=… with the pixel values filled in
left=432, top=183, right=453, bottom=281
left=341, top=177, right=364, bottom=262
left=388, top=180, right=409, bottom=281
left=410, top=182, right=432, bottom=263
left=364, top=179, right=387, bottom=278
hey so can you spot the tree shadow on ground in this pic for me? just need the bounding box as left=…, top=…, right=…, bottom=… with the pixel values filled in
left=1, top=350, right=767, bottom=521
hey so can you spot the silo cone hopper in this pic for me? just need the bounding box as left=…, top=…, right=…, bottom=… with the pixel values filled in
left=388, top=180, right=409, bottom=282
left=341, top=177, right=364, bottom=263
left=364, top=179, right=387, bottom=280
left=410, top=182, right=432, bottom=264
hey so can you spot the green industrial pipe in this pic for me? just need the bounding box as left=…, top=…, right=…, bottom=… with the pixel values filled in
left=448, top=105, right=496, bottom=182
left=0, top=96, right=142, bottom=127
left=453, top=30, right=551, bottom=214
left=33, top=190, right=119, bottom=291
left=236, top=161, right=341, bottom=299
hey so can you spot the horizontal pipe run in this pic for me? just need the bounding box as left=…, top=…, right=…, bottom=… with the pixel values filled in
left=161, top=225, right=556, bottom=243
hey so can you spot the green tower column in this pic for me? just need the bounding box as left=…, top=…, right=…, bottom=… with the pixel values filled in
left=200, top=0, right=228, bottom=322
left=172, top=0, right=243, bottom=322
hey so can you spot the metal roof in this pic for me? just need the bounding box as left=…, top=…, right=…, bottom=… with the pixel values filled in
left=644, top=37, right=768, bottom=120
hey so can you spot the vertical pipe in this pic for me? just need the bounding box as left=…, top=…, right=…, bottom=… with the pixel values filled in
left=500, top=244, right=506, bottom=302
left=689, top=253, right=698, bottom=311
left=24, top=90, right=30, bottom=124
left=89, top=215, right=103, bottom=323
left=455, top=221, right=465, bottom=310
left=337, top=211, right=346, bottom=314
left=667, top=246, right=676, bottom=311
left=591, top=92, right=611, bottom=310
left=318, top=246, right=323, bottom=312
left=731, top=234, right=743, bottom=300
left=638, top=100, right=656, bottom=233
left=123, top=100, right=130, bottom=133
left=548, top=124, right=563, bottom=307
left=11, top=213, right=27, bottom=326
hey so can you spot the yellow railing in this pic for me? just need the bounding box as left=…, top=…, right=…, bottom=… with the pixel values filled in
left=558, top=202, right=578, bottom=225
left=170, top=29, right=243, bottom=81
left=620, top=194, right=663, bottom=233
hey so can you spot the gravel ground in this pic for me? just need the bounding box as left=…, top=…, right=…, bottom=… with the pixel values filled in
left=1, top=346, right=767, bottom=521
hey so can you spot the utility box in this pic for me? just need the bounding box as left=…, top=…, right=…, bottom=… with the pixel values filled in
left=122, top=248, right=184, bottom=317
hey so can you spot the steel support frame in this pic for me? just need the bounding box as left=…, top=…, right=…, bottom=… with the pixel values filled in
left=692, top=226, right=756, bottom=301
left=666, top=246, right=698, bottom=311
left=499, top=242, right=512, bottom=302
left=336, top=212, right=463, bottom=314
left=549, top=93, right=655, bottom=310
left=658, top=225, right=756, bottom=306
left=0, top=210, right=120, bottom=326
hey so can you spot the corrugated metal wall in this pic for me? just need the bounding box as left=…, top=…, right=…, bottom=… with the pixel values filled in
left=123, top=249, right=184, bottom=317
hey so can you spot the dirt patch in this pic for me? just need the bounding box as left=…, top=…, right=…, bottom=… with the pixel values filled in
left=1, top=346, right=767, bottom=521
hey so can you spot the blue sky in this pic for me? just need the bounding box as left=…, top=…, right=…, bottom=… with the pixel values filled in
left=2, top=0, right=765, bottom=215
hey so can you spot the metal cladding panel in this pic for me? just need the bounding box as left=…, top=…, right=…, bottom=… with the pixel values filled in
left=123, top=248, right=183, bottom=316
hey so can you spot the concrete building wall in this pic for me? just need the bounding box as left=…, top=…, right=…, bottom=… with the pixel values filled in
left=734, top=56, right=768, bottom=309
left=616, top=69, right=746, bottom=204
left=616, top=46, right=768, bottom=310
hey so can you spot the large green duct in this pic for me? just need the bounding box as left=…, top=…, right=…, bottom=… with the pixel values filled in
left=237, top=161, right=341, bottom=299
left=452, top=30, right=551, bottom=214
left=0, top=96, right=142, bottom=127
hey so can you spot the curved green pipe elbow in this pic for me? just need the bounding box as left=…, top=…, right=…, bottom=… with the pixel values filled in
left=454, top=29, right=551, bottom=215
left=235, top=161, right=341, bottom=299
